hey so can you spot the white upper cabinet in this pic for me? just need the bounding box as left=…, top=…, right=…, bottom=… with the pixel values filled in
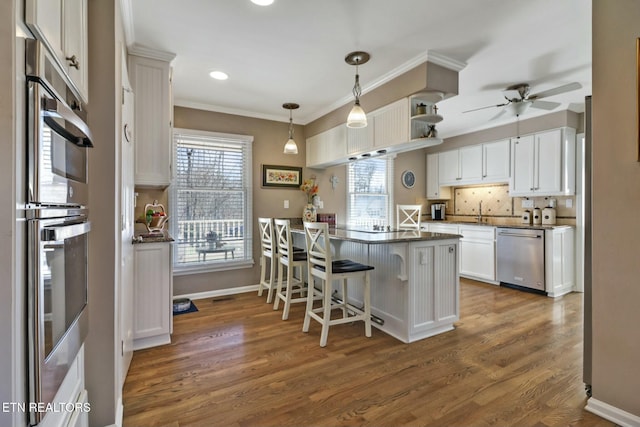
left=129, top=50, right=175, bottom=187
left=347, top=125, right=374, bottom=156
left=372, top=98, right=409, bottom=148
left=459, top=145, right=483, bottom=182
left=26, top=0, right=89, bottom=102
left=426, top=153, right=451, bottom=200
left=482, top=139, right=510, bottom=182
left=306, top=124, right=347, bottom=168
left=438, top=145, right=482, bottom=185
left=510, top=128, right=575, bottom=196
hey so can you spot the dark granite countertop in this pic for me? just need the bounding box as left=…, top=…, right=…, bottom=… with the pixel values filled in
left=132, top=231, right=174, bottom=244
left=290, top=225, right=461, bottom=244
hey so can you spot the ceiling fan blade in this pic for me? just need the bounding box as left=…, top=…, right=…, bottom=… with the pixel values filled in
left=489, top=106, right=508, bottom=121
left=528, top=82, right=582, bottom=100
left=462, top=102, right=509, bottom=113
left=530, top=100, right=561, bottom=110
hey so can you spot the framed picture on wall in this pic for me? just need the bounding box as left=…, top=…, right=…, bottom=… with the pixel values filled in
left=262, top=164, right=303, bottom=188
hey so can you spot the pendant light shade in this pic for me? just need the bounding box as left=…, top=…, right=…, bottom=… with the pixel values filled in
left=282, top=103, right=299, bottom=155
left=345, top=51, right=370, bottom=128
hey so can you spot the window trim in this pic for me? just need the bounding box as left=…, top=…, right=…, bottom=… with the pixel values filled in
left=345, top=155, right=395, bottom=227
left=170, top=128, right=254, bottom=275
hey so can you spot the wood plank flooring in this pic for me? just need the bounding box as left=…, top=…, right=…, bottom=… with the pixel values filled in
left=122, top=279, right=613, bottom=427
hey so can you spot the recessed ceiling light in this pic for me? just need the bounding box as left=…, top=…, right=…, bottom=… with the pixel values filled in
left=209, top=71, right=228, bottom=80
left=251, top=0, right=274, bottom=5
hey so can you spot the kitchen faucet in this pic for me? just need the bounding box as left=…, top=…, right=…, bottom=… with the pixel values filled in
left=477, top=201, right=483, bottom=223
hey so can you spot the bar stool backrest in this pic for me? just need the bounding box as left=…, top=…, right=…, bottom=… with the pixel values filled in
left=258, top=217, right=275, bottom=256
left=274, top=219, right=294, bottom=260
left=304, top=222, right=331, bottom=277
left=397, top=204, right=422, bottom=230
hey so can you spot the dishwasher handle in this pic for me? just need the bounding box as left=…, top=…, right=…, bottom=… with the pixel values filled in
left=498, top=231, right=542, bottom=238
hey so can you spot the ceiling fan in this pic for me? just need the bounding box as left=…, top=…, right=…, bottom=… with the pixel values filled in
left=463, top=82, right=582, bottom=120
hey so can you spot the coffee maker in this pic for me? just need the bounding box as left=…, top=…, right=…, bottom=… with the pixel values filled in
left=431, top=203, right=446, bottom=220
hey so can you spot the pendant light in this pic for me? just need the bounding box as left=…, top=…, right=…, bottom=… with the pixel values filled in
left=345, top=51, right=370, bottom=128
left=282, top=103, right=299, bottom=154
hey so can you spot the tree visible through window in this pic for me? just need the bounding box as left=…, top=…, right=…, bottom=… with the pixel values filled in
left=171, top=129, right=253, bottom=273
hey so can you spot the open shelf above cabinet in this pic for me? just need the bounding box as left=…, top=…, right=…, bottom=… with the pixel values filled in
left=410, top=91, right=444, bottom=142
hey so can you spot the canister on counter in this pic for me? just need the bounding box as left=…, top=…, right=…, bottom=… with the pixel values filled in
left=542, top=207, right=557, bottom=225
left=521, top=210, right=532, bottom=224
left=532, top=207, right=542, bottom=225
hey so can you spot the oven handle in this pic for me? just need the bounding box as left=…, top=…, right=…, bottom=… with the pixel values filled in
left=42, top=98, right=94, bottom=147
left=42, top=221, right=91, bottom=242
left=498, top=231, right=542, bottom=238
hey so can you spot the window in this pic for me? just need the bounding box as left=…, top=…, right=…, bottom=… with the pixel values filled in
left=170, top=129, right=253, bottom=274
left=347, top=157, right=394, bottom=227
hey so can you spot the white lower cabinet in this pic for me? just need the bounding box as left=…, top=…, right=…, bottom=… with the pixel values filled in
left=545, top=226, right=575, bottom=297
left=459, top=225, right=496, bottom=282
left=133, top=242, right=173, bottom=350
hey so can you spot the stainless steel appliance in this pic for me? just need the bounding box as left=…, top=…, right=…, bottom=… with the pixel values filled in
left=431, top=203, right=446, bottom=220
left=25, top=39, right=93, bottom=426
left=497, top=227, right=545, bottom=293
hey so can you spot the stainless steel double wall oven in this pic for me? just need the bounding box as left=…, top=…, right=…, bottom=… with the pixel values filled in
left=25, top=39, right=93, bottom=426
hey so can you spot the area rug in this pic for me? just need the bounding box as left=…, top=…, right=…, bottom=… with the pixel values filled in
left=173, top=301, right=198, bottom=316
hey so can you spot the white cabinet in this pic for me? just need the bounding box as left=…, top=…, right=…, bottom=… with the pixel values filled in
left=459, top=225, right=496, bottom=282
left=545, top=227, right=575, bottom=297
left=372, top=98, right=409, bottom=148
left=409, top=92, right=444, bottom=143
left=347, top=125, right=374, bottom=156
left=438, top=145, right=483, bottom=185
left=129, top=49, right=175, bottom=187
left=25, top=0, right=89, bottom=102
left=306, top=124, right=347, bottom=168
left=426, top=153, right=451, bottom=200
left=408, top=240, right=459, bottom=341
left=482, top=139, right=510, bottom=182
left=133, top=242, right=173, bottom=350
left=510, top=128, right=576, bottom=196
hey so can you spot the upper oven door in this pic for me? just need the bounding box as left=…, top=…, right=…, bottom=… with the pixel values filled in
left=26, top=39, right=93, bottom=208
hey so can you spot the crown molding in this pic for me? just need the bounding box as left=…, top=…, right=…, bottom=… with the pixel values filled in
left=119, top=0, right=135, bottom=47
left=425, top=51, right=467, bottom=72
left=128, top=44, right=176, bottom=62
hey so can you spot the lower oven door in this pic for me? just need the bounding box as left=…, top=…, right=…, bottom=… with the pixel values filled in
left=27, top=215, right=90, bottom=426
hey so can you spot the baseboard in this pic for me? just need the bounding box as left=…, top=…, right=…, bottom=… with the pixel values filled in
left=174, top=284, right=260, bottom=302
left=112, top=397, right=123, bottom=427
left=586, top=397, right=640, bottom=427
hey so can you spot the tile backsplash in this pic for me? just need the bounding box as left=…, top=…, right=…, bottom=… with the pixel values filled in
left=435, top=183, right=576, bottom=224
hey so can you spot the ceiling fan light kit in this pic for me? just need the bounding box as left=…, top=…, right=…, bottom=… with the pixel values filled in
left=345, top=51, right=370, bottom=128
left=282, top=102, right=299, bottom=154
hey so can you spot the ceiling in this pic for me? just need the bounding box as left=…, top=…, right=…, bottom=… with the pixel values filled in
left=123, top=0, right=591, bottom=139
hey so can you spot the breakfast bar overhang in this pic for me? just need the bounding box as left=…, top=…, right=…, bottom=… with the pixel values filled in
left=292, top=226, right=461, bottom=343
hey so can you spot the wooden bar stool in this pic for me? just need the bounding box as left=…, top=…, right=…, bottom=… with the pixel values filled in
left=302, top=222, right=374, bottom=347
left=257, top=217, right=277, bottom=303
left=397, top=204, right=422, bottom=230
left=273, top=219, right=309, bottom=320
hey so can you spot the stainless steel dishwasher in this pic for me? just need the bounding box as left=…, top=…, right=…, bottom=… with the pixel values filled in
left=496, top=227, right=545, bottom=293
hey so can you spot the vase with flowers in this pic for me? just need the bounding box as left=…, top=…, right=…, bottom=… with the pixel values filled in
left=300, top=179, right=319, bottom=222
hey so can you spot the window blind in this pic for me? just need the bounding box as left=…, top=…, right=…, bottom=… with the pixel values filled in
left=346, top=157, right=394, bottom=227
left=171, top=130, right=253, bottom=273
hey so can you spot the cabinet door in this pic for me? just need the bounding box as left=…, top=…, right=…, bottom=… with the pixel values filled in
left=460, top=239, right=495, bottom=281
left=483, top=139, right=510, bottom=182
left=426, top=153, right=451, bottom=200
left=347, top=126, right=374, bottom=155
left=372, top=98, right=409, bottom=148
left=25, top=0, right=64, bottom=62
left=326, top=124, right=347, bottom=161
left=459, top=145, right=483, bottom=182
left=535, top=129, right=562, bottom=194
left=438, top=150, right=460, bottom=185
left=129, top=55, right=173, bottom=186
left=510, top=135, right=535, bottom=195
left=62, top=0, right=88, bottom=101
left=133, top=244, right=171, bottom=341
left=306, top=134, right=323, bottom=167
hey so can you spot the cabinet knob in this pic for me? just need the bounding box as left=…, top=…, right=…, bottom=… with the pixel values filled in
left=66, top=55, right=80, bottom=69
left=448, top=246, right=455, bottom=253
left=530, top=187, right=534, bottom=191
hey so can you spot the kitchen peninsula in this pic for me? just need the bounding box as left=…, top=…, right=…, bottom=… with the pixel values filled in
left=291, top=226, right=461, bottom=343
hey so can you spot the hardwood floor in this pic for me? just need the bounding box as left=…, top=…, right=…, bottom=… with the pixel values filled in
left=123, top=279, right=613, bottom=427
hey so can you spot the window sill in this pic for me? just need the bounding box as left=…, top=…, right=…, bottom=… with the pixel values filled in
left=173, top=259, right=254, bottom=276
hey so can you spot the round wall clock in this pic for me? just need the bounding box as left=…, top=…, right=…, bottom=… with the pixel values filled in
left=401, top=170, right=416, bottom=188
